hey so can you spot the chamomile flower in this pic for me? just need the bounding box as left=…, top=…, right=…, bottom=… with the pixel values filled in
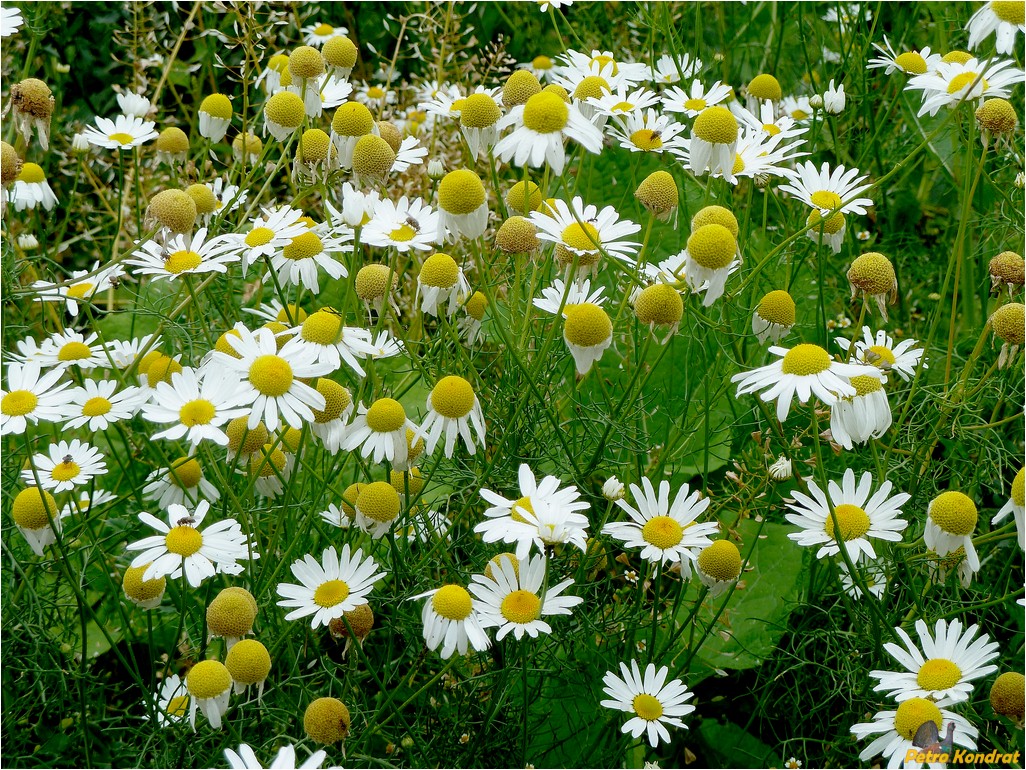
left=1, top=6, right=24, bottom=37
left=62, top=488, right=118, bottom=520
left=341, top=398, right=420, bottom=469
left=31, top=260, right=125, bottom=317
left=601, top=660, right=695, bottom=748
left=925, top=491, right=981, bottom=571
left=530, top=196, right=641, bottom=278
left=36, top=330, right=110, bottom=371
left=412, top=584, right=492, bottom=659
left=354, top=82, right=397, bottom=111
left=141, top=367, right=251, bottom=447
left=417, top=253, right=472, bottom=317
left=649, top=53, right=703, bottom=84
left=779, top=161, right=874, bottom=216
left=967, top=2, right=1026, bottom=54
left=62, top=379, right=148, bottom=431
left=602, top=478, right=718, bottom=573
left=324, top=36, right=358, bottom=82
left=23, top=439, right=107, bottom=492
left=784, top=469, right=909, bottom=561
left=269, top=220, right=352, bottom=293
left=494, top=90, right=603, bottom=176
left=318, top=77, right=355, bottom=111
left=361, top=195, right=441, bottom=252
left=276, top=545, right=385, bottom=629
left=331, top=183, right=379, bottom=228
left=688, top=105, right=740, bottom=183
left=780, top=94, right=815, bottom=121
left=680, top=223, right=742, bottom=306
left=204, top=178, right=247, bottom=218
left=212, top=326, right=332, bottom=432
left=128, top=501, right=258, bottom=588
left=829, top=373, right=893, bottom=449
left=558, top=49, right=650, bottom=88
left=498, top=498, right=591, bottom=559
left=303, top=21, right=348, bottom=46
left=145, top=674, right=190, bottom=727
left=294, top=310, right=376, bottom=376
left=850, top=700, right=977, bottom=769
left=906, top=57, right=1025, bottom=116
left=1, top=360, right=71, bottom=435
left=587, top=84, right=661, bottom=125
left=731, top=343, right=883, bottom=422
left=126, top=227, right=241, bottom=282
left=11, top=163, right=58, bottom=211
left=225, top=742, right=330, bottom=770
left=187, top=660, right=233, bottom=731
left=533, top=278, right=607, bottom=316
left=82, top=114, right=158, bottom=150
left=992, top=468, right=1024, bottom=550
left=870, top=618, right=1000, bottom=705
left=726, top=126, right=808, bottom=182
left=143, top=456, right=220, bottom=508
left=319, top=502, right=352, bottom=529
left=10, top=487, right=66, bottom=556
left=608, top=109, right=688, bottom=155
left=234, top=206, right=307, bottom=275
left=752, top=290, right=797, bottom=344
left=115, top=89, right=151, bottom=119
left=839, top=557, right=889, bottom=600
left=867, top=36, right=942, bottom=76
left=415, top=376, right=486, bottom=458
left=470, top=553, right=583, bottom=640
left=733, top=100, right=809, bottom=143
left=835, top=327, right=926, bottom=381
left=560, top=302, right=613, bottom=375
left=662, top=79, right=732, bottom=117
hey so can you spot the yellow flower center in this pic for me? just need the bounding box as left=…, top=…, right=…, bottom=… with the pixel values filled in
left=929, top=491, right=978, bottom=536
left=389, top=224, right=417, bottom=242
left=82, top=396, right=112, bottom=417
left=500, top=589, right=541, bottom=623
left=200, top=93, right=233, bottom=119
left=522, top=91, right=569, bottom=133
left=780, top=344, right=832, bottom=376
left=314, top=579, right=351, bottom=608
left=437, top=169, right=486, bottom=214
left=366, top=398, right=406, bottom=432
left=12, top=487, right=58, bottom=529
left=687, top=223, right=737, bottom=270
left=894, top=698, right=942, bottom=741
left=510, top=497, right=534, bottom=524
left=748, top=73, right=782, bottom=101
left=430, top=376, right=476, bottom=419
left=807, top=209, right=846, bottom=235
left=693, top=106, right=738, bottom=144
left=332, top=101, right=374, bottom=136
left=50, top=460, right=81, bottom=482
left=697, top=540, right=742, bottom=580
left=632, top=693, right=664, bottom=721
left=367, top=86, right=386, bottom=99
left=245, top=227, right=275, bottom=248
left=123, top=564, right=166, bottom=601
left=180, top=399, right=216, bottom=426
left=2, top=390, right=38, bottom=416
left=108, top=132, right=136, bottom=146
left=590, top=54, right=619, bottom=74
left=917, top=658, right=963, bottom=691
left=629, top=129, right=664, bottom=151
left=301, top=310, right=343, bottom=346
left=947, top=72, right=989, bottom=94
left=432, top=584, right=473, bottom=620
left=66, top=282, right=94, bottom=299
left=249, top=355, right=293, bottom=397
left=357, top=481, right=400, bottom=522
left=692, top=205, right=739, bottom=236
left=810, top=190, right=843, bottom=210
left=18, top=163, right=46, bottom=183
left=895, top=51, right=928, bottom=74
left=460, top=93, right=501, bottom=128
left=225, top=639, right=271, bottom=684
left=165, top=525, right=203, bottom=557
left=684, top=97, right=707, bottom=111
left=642, top=515, right=684, bottom=549
left=849, top=374, right=883, bottom=397
left=824, top=503, right=872, bottom=542
left=169, top=457, right=202, bottom=488
left=420, top=253, right=460, bottom=288
left=58, top=341, right=92, bottom=361
left=1012, top=468, right=1024, bottom=508
left=532, top=55, right=552, bottom=70
left=561, top=221, right=601, bottom=252
left=763, top=122, right=781, bottom=136
left=314, top=22, right=334, bottom=35
left=165, top=250, right=202, bottom=274
left=283, top=231, right=323, bottom=261
left=572, top=75, right=609, bottom=101
left=187, top=660, right=231, bottom=700
left=635, top=283, right=683, bottom=326
left=757, top=290, right=796, bottom=326
left=992, top=0, right=1025, bottom=24
left=564, top=303, right=612, bottom=347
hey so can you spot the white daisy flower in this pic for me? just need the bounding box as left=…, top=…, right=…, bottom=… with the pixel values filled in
left=587, top=84, right=661, bottom=124
left=144, top=674, right=190, bottom=728
left=839, top=557, right=889, bottom=600
left=867, top=36, right=942, bottom=76
left=10, top=486, right=68, bottom=556
left=267, top=220, right=352, bottom=294
left=649, top=53, right=702, bottom=85
left=330, top=183, right=380, bottom=228
left=530, top=196, right=641, bottom=278
left=470, top=553, right=583, bottom=640
left=557, top=49, right=650, bottom=88
left=870, top=618, right=1000, bottom=705
left=533, top=278, right=606, bottom=315
left=127, top=501, right=258, bottom=588
left=829, top=373, right=893, bottom=450
left=602, top=477, right=718, bottom=572
left=35, top=330, right=111, bottom=371
left=850, top=700, right=977, bottom=770
left=141, top=366, right=251, bottom=447
left=341, top=397, right=420, bottom=469
left=731, top=343, right=883, bottom=422
left=415, top=375, right=486, bottom=458
left=366, top=330, right=406, bottom=359
left=992, top=467, right=1024, bottom=551
left=561, top=302, right=614, bottom=375
left=780, top=94, right=815, bottom=121
left=493, top=90, right=603, bottom=176
left=205, top=178, right=248, bottom=217
left=115, top=90, right=151, bottom=119
left=723, top=126, right=808, bottom=181
left=1, top=360, right=72, bottom=435
left=679, top=223, right=743, bottom=306
left=501, top=498, right=591, bottom=560
left=61, top=488, right=118, bottom=519
left=319, top=502, right=352, bottom=529
left=688, top=105, right=741, bottom=183
left=225, top=742, right=330, bottom=770
left=23, top=439, right=107, bottom=492
left=779, top=161, right=874, bottom=216
left=186, top=660, right=233, bottom=731
left=835, top=327, right=926, bottom=381
left=31, top=261, right=125, bottom=317
left=143, top=456, right=220, bottom=509
left=292, top=310, right=377, bottom=376
left=732, top=100, right=809, bottom=143
left=601, top=660, right=696, bottom=748
left=61, top=379, right=148, bottom=431
left=82, top=114, right=159, bottom=150
left=906, top=57, right=1024, bottom=116
left=925, top=491, right=981, bottom=572
left=361, top=195, right=441, bottom=252
left=661, top=79, right=732, bottom=117
left=106, top=334, right=162, bottom=371
left=211, top=326, right=332, bottom=432
left=126, top=227, right=241, bottom=282
left=302, top=21, right=347, bottom=46
left=784, top=469, right=910, bottom=561
left=967, top=2, right=1025, bottom=54
left=276, top=545, right=386, bottom=629
left=416, top=252, right=472, bottom=317
left=411, top=584, right=492, bottom=659
left=11, top=163, right=58, bottom=211
left=608, top=109, right=689, bottom=155
left=234, top=205, right=308, bottom=276
left=1, top=6, right=24, bottom=37
left=354, top=82, right=397, bottom=111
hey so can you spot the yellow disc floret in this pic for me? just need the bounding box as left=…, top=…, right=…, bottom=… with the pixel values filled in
left=11, top=78, right=54, bottom=118
left=332, top=102, right=374, bottom=137
left=635, top=170, right=679, bottom=215
left=976, top=98, right=1018, bottom=133
left=847, top=252, right=896, bottom=295
left=564, top=303, right=612, bottom=347
left=895, top=51, right=928, bottom=74
left=748, top=73, right=782, bottom=101
left=185, top=183, right=218, bottom=215
left=301, top=310, right=343, bottom=346
left=420, top=253, right=460, bottom=288
left=226, top=418, right=268, bottom=455
left=264, top=91, right=306, bottom=130
left=351, top=135, right=396, bottom=178
left=697, top=540, right=742, bottom=581
left=249, top=354, right=293, bottom=397
left=642, top=516, right=684, bottom=549
left=496, top=216, right=539, bottom=253
left=356, top=482, right=400, bottom=523
left=990, top=671, right=1025, bottom=721
left=431, top=584, right=473, bottom=620
left=324, top=36, right=359, bottom=69
left=3, top=389, right=38, bottom=417
left=502, top=70, right=542, bottom=108
left=1, top=141, right=23, bottom=185
left=485, top=553, right=520, bottom=580
left=12, top=487, right=58, bottom=530
left=572, top=76, right=609, bottom=101
left=430, top=376, right=476, bottom=419
left=780, top=344, right=833, bottom=376
left=992, top=303, right=1025, bottom=345
left=989, top=251, right=1025, bottom=288
left=147, top=189, right=197, bottom=234
left=1012, top=467, right=1025, bottom=508
left=328, top=602, right=374, bottom=639
left=691, top=205, right=739, bottom=238
left=187, top=660, right=231, bottom=699
left=298, top=128, right=333, bottom=163
left=824, top=503, right=872, bottom=541
left=505, top=180, right=542, bottom=213
left=521, top=91, right=569, bottom=133
left=249, top=444, right=286, bottom=478
left=693, top=106, right=738, bottom=144
left=355, top=264, right=398, bottom=300
left=312, top=378, right=351, bottom=423
left=991, top=0, right=1025, bottom=24
left=460, top=93, right=501, bottom=128
left=464, top=291, right=488, bottom=321
left=390, top=467, right=425, bottom=496
left=500, top=589, right=541, bottom=623
left=757, top=290, right=796, bottom=326
left=289, top=45, right=325, bottom=79
left=122, top=564, right=166, bottom=602
left=207, top=586, right=258, bottom=638
left=632, top=694, right=664, bottom=721
left=635, top=283, right=683, bottom=326
left=917, top=658, right=962, bottom=691
left=687, top=224, right=737, bottom=270
left=438, top=169, right=486, bottom=214
left=893, top=698, right=942, bottom=741
left=155, top=127, right=189, bottom=155
left=225, top=639, right=271, bottom=685
left=200, top=94, right=232, bottom=120
left=929, top=491, right=978, bottom=536
left=366, top=398, right=406, bottom=433
left=147, top=355, right=183, bottom=387
left=304, top=697, right=351, bottom=745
